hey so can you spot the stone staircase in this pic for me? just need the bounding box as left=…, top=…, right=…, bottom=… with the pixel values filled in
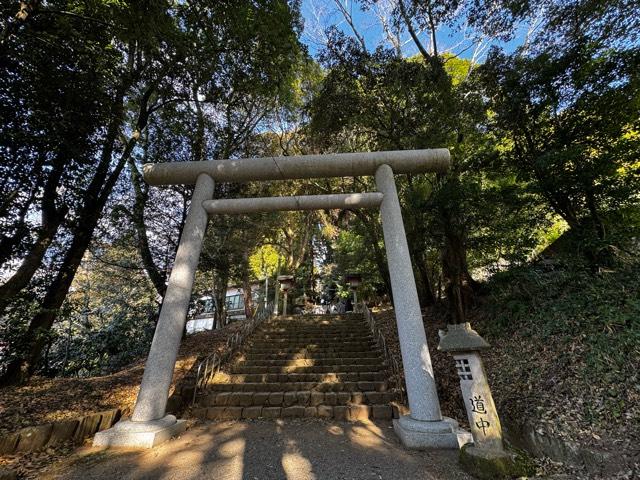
left=192, top=313, right=397, bottom=421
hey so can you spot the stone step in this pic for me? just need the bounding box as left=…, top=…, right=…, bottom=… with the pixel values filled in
left=266, top=318, right=363, bottom=322
left=257, top=332, right=369, bottom=338
left=259, top=325, right=370, bottom=335
left=266, top=320, right=365, bottom=325
left=262, top=322, right=367, bottom=327
left=260, top=328, right=368, bottom=334
left=206, top=381, right=389, bottom=393
left=241, top=358, right=383, bottom=367
left=248, top=340, right=376, bottom=347
left=262, top=319, right=369, bottom=329
left=244, top=352, right=383, bottom=360
left=192, top=312, right=390, bottom=422
left=246, top=346, right=376, bottom=352
left=230, top=364, right=386, bottom=374
left=262, top=322, right=367, bottom=328
left=245, top=349, right=377, bottom=356
left=191, top=404, right=393, bottom=421
left=264, top=325, right=367, bottom=331
left=270, top=314, right=364, bottom=319
left=258, top=334, right=370, bottom=339
left=269, top=316, right=365, bottom=320
left=253, top=333, right=374, bottom=340
left=214, top=371, right=387, bottom=383
left=246, top=345, right=379, bottom=354
left=199, top=390, right=396, bottom=408
left=258, top=335, right=373, bottom=342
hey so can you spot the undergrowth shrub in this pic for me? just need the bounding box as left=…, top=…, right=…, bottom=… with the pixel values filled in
left=484, top=259, right=640, bottom=395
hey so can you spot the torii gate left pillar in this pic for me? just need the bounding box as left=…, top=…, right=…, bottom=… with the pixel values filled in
left=94, top=149, right=471, bottom=449
left=94, top=173, right=214, bottom=446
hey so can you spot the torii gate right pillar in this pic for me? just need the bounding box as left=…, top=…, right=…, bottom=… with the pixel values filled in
left=375, top=164, right=471, bottom=449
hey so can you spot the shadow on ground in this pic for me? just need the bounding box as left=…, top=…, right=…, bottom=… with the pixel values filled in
left=42, top=419, right=472, bottom=480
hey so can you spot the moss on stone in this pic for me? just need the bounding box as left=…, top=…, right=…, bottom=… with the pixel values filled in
left=459, top=444, right=536, bottom=479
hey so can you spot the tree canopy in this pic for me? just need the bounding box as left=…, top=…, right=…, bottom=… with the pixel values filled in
left=1, top=0, right=638, bottom=383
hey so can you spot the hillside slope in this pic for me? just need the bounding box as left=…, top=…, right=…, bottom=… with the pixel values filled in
left=0, top=322, right=243, bottom=435
left=478, top=259, right=639, bottom=477
left=374, top=257, right=639, bottom=478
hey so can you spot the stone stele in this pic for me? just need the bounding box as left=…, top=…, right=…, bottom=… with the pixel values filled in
left=439, top=322, right=534, bottom=478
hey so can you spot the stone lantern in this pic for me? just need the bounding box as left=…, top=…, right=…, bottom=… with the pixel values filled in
left=344, top=273, right=362, bottom=310
left=438, top=323, right=530, bottom=479
left=277, top=275, right=294, bottom=316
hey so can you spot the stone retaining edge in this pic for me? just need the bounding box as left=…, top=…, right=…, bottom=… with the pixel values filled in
left=503, top=419, right=627, bottom=477
left=0, top=408, right=121, bottom=455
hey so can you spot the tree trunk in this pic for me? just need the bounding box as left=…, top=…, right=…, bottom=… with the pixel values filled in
left=441, top=216, right=476, bottom=324
left=585, top=187, right=605, bottom=241
left=426, top=0, right=438, bottom=57
left=241, top=252, right=253, bottom=319
left=433, top=164, right=478, bottom=324
left=0, top=173, right=42, bottom=266
left=0, top=78, right=153, bottom=384
left=20, top=145, right=136, bottom=379
left=414, top=250, right=436, bottom=307
left=129, top=157, right=167, bottom=297
left=397, top=0, right=432, bottom=64
left=214, top=269, right=229, bottom=329
left=0, top=203, right=30, bottom=266
left=0, top=158, right=67, bottom=313
left=0, top=214, right=64, bottom=312
left=4, top=217, right=96, bottom=383
left=353, top=210, right=393, bottom=300
left=192, top=84, right=206, bottom=163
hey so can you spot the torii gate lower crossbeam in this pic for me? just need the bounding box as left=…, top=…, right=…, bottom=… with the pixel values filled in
left=93, top=149, right=471, bottom=450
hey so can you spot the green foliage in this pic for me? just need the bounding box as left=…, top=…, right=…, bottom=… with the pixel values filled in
left=2, top=0, right=640, bottom=385
left=0, top=0, right=121, bottom=259
left=484, top=258, right=640, bottom=388
left=249, top=245, right=281, bottom=279
left=309, top=41, right=456, bottom=151
left=477, top=34, right=640, bottom=257
left=533, top=218, right=569, bottom=256
left=308, top=38, right=551, bottom=312
left=332, top=230, right=384, bottom=299
left=49, top=242, right=158, bottom=377
left=0, top=0, right=305, bottom=379
left=442, top=53, right=472, bottom=86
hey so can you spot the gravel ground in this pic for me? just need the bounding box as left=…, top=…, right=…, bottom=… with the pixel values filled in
left=42, top=418, right=474, bottom=480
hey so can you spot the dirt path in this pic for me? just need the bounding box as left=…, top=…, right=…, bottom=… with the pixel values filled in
left=43, top=419, right=473, bottom=480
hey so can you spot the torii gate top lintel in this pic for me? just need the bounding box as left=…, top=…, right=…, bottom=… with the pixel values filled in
left=142, top=148, right=450, bottom=186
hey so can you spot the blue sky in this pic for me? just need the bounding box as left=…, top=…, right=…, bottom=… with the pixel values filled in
left=300, top=0, right=528, bottom=61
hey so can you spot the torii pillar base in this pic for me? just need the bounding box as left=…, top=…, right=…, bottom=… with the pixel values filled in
left=93, top=415, right=186, bottom=449
left=394, top=415, right=472, bottom=450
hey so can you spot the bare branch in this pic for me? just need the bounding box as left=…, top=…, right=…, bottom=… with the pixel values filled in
left=374, top=1, right=402, bottom=56
left=333, top=0, right=367, bottom=50
left=397, top=0, right=432, bottom=61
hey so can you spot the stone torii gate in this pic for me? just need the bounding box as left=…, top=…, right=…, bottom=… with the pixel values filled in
left=94, top=149, right=470, bottom=449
